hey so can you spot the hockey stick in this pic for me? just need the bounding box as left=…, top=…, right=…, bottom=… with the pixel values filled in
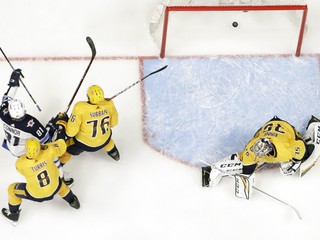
left=200, top=159, right=302, bottom=220
left=252, top=186, right=302, bottom=220
left=65, top=36, right=96, bottom=113
left=0, top=47, right=41, bottom=111
left=108, top=65, right=168, bottom=100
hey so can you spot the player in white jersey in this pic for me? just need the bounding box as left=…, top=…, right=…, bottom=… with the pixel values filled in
left=0, top=69, right=50, bottom=157
left=0, top=69, right=73, bottom=186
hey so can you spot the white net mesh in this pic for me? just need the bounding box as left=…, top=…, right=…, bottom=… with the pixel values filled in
left=149, top=0, right=307, bottom=55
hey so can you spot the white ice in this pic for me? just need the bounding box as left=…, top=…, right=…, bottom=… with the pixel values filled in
left=0, top=0, right=320, bottom=239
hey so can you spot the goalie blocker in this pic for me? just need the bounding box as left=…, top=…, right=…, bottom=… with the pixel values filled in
left=235, top=173, right=255, bottom=200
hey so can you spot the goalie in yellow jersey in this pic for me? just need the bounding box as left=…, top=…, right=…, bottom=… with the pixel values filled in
left=50, top=85, right=119, bottom=167
left=1, top=136, right=80, bottom=225
left=202, top=115, right=320, bottom=199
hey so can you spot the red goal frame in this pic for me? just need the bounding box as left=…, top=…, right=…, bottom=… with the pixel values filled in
left=159, top=5, right=308, bottom=58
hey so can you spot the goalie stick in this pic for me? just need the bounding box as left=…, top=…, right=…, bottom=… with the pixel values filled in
left=0, top=47, right=42, bottom=112
left=65, top=36, right=96, bottom=113
left=108, top=65, right=168, bottom=100
left=200, top=159, right=302, bottom=220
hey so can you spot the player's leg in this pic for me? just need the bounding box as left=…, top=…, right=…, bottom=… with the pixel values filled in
left=2, top=182, right=25, bottom=224
left=58, top=181, right=80, bottom=209
left=103, top=139, right=120, bottom=161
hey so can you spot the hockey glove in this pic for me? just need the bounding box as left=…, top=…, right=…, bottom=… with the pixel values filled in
left=55, top=126, right=67, bottom=141
left=280, top=159, right=301, bottom=176
left=46, top=118, right=58, bottom=139
left=53, top=112, right=69, bottom=128
left=55, top=112, right=69, bottom=122
left=8, top=69, right=22, bottom=87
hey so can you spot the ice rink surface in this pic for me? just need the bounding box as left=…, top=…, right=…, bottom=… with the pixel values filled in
left=142, top=56, right=320, bottom=166
left=0, top=1, right=320, bottom=240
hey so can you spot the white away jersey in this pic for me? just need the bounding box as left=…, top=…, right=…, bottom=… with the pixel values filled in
left=1, top=101, right=50, bottom=157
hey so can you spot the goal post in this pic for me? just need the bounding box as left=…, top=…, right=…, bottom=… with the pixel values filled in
left=150, top=1, right=308, bottom=58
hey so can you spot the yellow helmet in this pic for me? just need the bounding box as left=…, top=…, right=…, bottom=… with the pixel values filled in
left=87, top=85, right=104, bottom=104
left=25, top=139, right=41, bottom=159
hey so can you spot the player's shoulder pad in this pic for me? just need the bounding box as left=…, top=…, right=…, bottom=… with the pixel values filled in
left=73, top=101, right=89, bottom=113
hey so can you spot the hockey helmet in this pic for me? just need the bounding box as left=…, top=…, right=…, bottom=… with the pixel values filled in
left=252, top=138, right=273, bottom=158
left=87, top=85, right=104, bottom=104
left=8, top=99, right=26, bottom=120
left=25, top=139, right=41, bottom=159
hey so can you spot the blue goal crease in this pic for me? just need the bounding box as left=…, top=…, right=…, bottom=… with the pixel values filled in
left=142, top=55, right=320, bottom=167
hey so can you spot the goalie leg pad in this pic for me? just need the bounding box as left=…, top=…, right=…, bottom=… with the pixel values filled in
left=299, top=143, right=320, bottom=177
left=215, top=153, right=243, bottom=176
left=235, top=173, right=254, bottom=200
left=201, top=165, right=225, bottom=187
left=209, top=167, right=223, bottom=187
left=300, top=120, right=320, bottom=177
left=303, top=115, right=320, bottom=143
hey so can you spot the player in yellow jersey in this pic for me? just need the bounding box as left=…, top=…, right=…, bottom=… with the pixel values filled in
left=202, top=115, right=320, bottom=199
left=1, top=136, right=80, bottom=225
left=51, top=85, right=119, bottom=166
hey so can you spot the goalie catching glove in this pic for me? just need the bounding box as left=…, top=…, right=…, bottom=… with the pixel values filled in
left=280, top=159, right=301, bottom=176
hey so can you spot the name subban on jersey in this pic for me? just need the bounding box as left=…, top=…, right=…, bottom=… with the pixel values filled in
left=90, top=110, right=107, bottom=118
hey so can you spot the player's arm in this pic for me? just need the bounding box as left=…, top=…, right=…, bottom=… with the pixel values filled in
left=62, top=103, right=82, bottom=137
left=23, top=116, right=51, bottom=144
left=108, top=100, right=118, bottom=127
left=1, top=69, right=22, bottom=110
left=5, top=69, right=22, bottom=99
left=47, top=112, right=72, bottom=141
left=47, top=139, right=67, bottom=157
left=15, top=156, right=27, bottom=176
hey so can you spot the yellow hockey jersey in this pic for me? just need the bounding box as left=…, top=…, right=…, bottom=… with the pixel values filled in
left=239, top=117, right=306, bottom=166
left=66, top=99, right=118, bottom=148
left=15, top=139, right=67, bottom=198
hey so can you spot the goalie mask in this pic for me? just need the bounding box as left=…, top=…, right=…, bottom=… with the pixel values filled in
left=87, top=85, right=104, bottom=104
left=252, top=138, right=273, bottom=158
left=8, top=99, right=26, bottom=120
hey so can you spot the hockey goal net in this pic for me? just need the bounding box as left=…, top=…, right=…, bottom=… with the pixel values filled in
left=149, top=0, right=308, bottom=58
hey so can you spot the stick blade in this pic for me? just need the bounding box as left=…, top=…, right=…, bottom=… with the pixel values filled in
left=155, top=65, right=168, bottom=73
left=86, top=36, right=96, bottom=57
